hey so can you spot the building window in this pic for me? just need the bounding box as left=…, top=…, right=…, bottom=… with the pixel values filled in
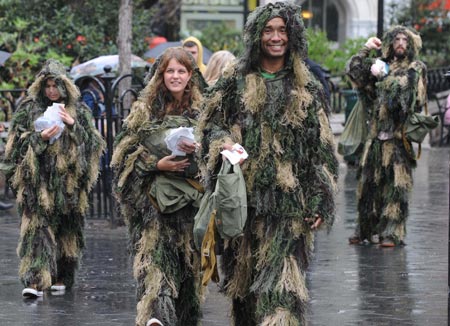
left=301, top=0, right=339, bottom=42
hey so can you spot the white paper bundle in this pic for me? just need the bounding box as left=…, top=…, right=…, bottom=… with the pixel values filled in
left=220, top=143, right=249, bottom=165
left=34, top=103, right=65, bottom=144
left=164, top=127, right=195, bottom=156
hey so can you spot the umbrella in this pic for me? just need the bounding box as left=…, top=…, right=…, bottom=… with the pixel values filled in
left=143, top=41, right=212, bottom=65
left=70, top=54, right=148, bottom=79
left=0, top=50, right=11, bottom=65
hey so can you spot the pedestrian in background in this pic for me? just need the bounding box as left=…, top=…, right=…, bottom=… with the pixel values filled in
left=198, top=1, right=338, bottom=324
left=182, top=36, right=207, bottom=74
left=203, top=50, right=236, bottom=86
left=111, top=47, right=206, bottom=326
left=346, top=26, right=427, bottom=247
left=1, top=59, right=105, bottom=298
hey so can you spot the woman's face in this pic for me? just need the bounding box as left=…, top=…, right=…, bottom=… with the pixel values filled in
left=44, top=79, right=61, bottom=102
left=163, top=58, right=192, bottom=101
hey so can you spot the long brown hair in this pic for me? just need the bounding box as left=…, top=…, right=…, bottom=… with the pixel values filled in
left=140, top=47, right=200, bottom=119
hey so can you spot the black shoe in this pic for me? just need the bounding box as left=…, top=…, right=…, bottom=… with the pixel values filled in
left=0, top=201, right=13, bottom=210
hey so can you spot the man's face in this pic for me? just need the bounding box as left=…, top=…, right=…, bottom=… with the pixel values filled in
left=261, top=17, right=288, bottom=59
left=393, top=33, right=408, bottom=59
left=183, top=45, right=199, bottom=62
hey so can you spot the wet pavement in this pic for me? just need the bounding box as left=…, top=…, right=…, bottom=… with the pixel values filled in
left=0, top=145, right=448, bottom=325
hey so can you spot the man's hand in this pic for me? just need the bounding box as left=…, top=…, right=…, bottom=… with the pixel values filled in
left=365, top=37, right=382, bottom=50
left=41, top=125, right=61, bottom=141
left=222, top=143, right=247, bottom=164
left=304, top=214, right=323, bottom=230
left=157, top=155, right=190, bottom=172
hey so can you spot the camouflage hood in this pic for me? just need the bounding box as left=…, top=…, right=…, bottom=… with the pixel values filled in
left=238, top=1, right=308, bottom=74
left=27, top=59, right=80, bottom=107
left=381, top=25, right=422, bottom=63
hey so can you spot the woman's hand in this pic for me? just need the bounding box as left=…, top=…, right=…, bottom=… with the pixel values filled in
left=177, top=139, right=199, bottom=154
left=41, top=125, right=61, bottom=141
left=157, top=155, right=190, bottom=172
left=59, top=105, right=75, bottom=126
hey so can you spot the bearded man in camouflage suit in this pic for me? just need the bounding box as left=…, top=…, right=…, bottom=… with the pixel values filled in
left=346, top=26, right=427, bottom=247
left=198, top=2, right=338, bottom=325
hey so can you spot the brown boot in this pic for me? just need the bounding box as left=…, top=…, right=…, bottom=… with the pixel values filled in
left=380, top=239, right=396, bottom=247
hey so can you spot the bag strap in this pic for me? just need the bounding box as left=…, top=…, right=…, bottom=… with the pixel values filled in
left=201, top=210, right=220, bottom=286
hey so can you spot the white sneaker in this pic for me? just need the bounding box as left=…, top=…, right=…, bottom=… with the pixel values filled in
left=50, top=284, right=66, bottom=291
left=146, top=318, right=163, bottom=326
left=22, top=288, right=43, bottom=298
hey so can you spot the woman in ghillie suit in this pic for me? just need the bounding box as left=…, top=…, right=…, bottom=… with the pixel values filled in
left=2, top=59, right=105, bottom=298
left=346, top=26, right=427, bottom=247
left=111, top=47, right=206, bottom=326
left=198, top=1, right=338, bottom=325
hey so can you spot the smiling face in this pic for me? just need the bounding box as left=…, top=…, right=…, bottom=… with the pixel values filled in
left=44, top=79, right=61, bottom=102
left=261, top=17, right=288, bottom=60
left=163, top=58, right=192, bottom=101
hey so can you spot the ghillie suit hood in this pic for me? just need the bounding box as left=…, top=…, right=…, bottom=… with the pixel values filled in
left=381, top=25, right=422, bottom=63
left=27, top=59, right=80, bottom=109
left=238, top=0, right=308, bottom=74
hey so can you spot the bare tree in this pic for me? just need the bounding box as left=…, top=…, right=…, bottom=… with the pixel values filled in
left=118, top=0, right=133, bottom=110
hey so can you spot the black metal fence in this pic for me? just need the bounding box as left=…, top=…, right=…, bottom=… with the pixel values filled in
left=0, top=66, right=449, bottom=223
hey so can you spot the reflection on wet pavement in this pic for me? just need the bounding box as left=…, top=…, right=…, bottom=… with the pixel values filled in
left=308, top=147, right=449, bottom=326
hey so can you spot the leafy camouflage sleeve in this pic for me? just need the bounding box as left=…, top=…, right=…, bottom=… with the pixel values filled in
left=346, top=46, right=378, bottom=99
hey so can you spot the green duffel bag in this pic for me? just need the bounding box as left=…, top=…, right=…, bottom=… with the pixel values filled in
left=214, top=160, right=247, bottom=239
left=193, top=190, right=215, bottom=250
left=338, top=99, right=368, bottom=157
left=193, top=160, right=248, bottom=250
left=404, top=112, right=440, bottom=143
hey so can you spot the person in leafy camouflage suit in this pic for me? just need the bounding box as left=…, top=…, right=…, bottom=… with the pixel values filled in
left=2, top=59, right=105, bottom=298
left=197, top=2, right=338, bottom=325
left=111, top=48, right=206, bottom=326
left=346, top=26, right=427, bottom=247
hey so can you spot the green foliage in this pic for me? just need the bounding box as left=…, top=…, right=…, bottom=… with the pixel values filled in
left=306, top=29, right=366, bottom=77
left=0, top=0, right=157, bottom=88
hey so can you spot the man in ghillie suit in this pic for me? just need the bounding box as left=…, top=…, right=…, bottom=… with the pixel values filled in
left=2, top=59, right=105, bottom=298
left=197, top=2, right=338, bottom=325
left=346, top=26, right=427, bottom=247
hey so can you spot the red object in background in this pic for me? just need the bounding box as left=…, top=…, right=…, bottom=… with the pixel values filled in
left=427, top=0, right=450, bottom=10
left=149, top=36, right=168, bottom=49
left=76, top=35, right=87, bottom=45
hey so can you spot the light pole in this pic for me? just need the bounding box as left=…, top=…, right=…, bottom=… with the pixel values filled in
left=377, top=0, right=384, bottom=39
